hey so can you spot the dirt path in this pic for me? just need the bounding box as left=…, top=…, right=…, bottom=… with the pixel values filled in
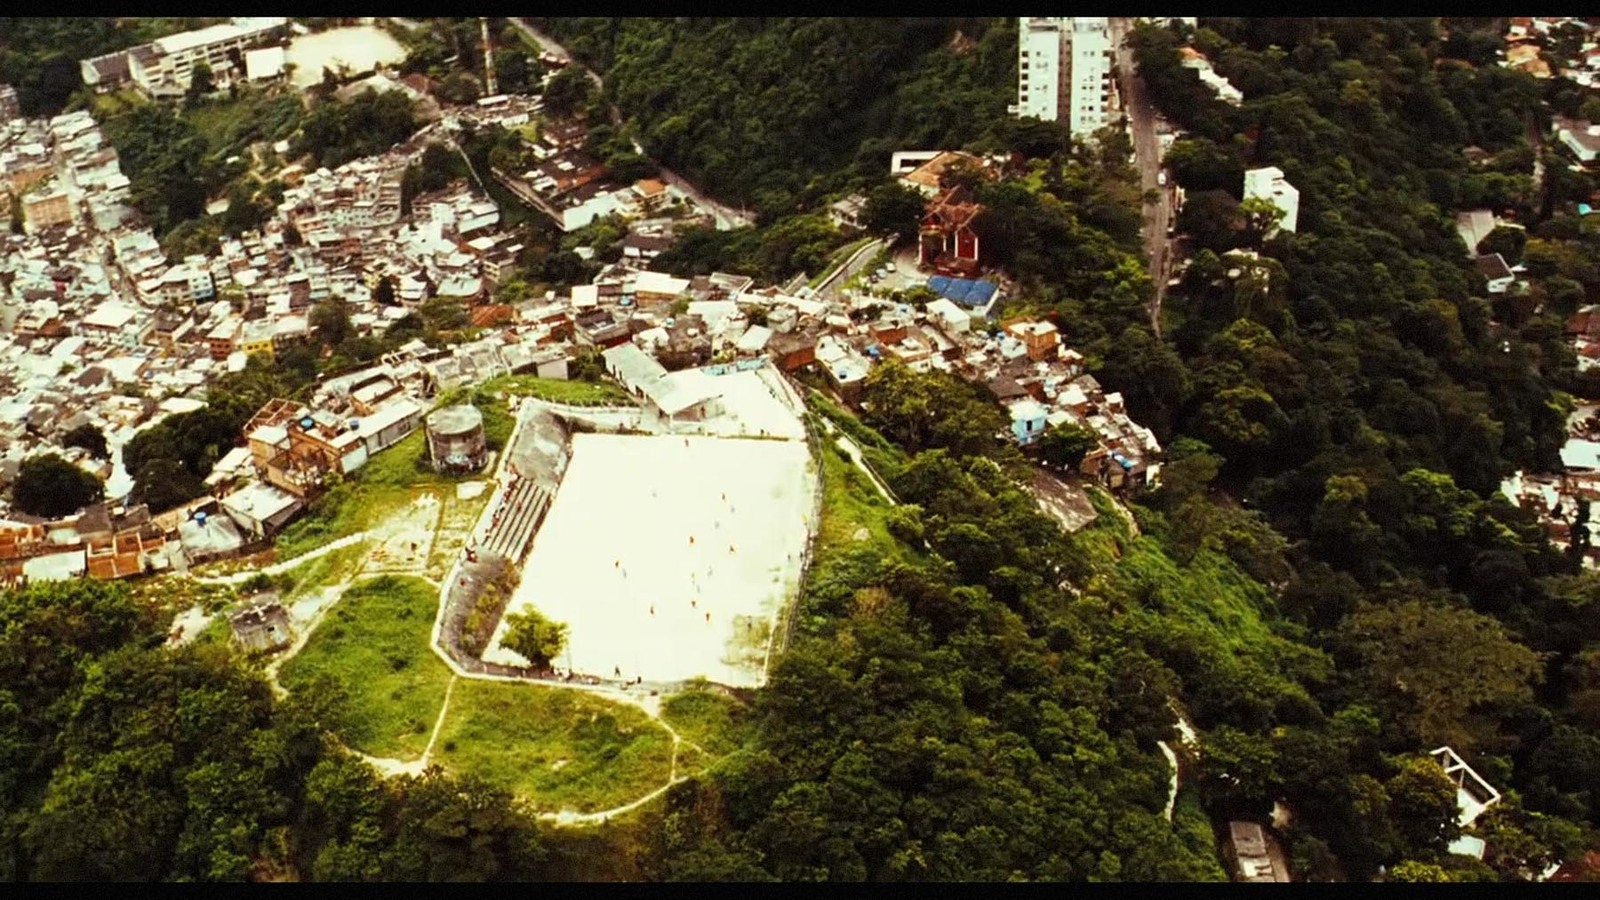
left=192, top=531, right=371, bottom=585
left=420, top=675, right=459, bottom=767
left=815, top=414, right=896, bottom=504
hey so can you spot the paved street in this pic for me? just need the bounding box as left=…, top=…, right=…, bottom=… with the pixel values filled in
left=814, top=238, right=885, bottom=304
left=1111, top=17, right=1173, bottom=338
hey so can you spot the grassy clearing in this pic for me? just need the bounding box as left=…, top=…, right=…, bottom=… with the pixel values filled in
left=279, top=575, right=451, bottom=760
left=1071, top=491, right=1275, bottom=654
left=434, top=384, right=518, bottom=449
left=813, top=432, right=903, bottom=567
left=1110, top=540, right=1277, bottom=651
left=484, top=373, right=633, bottom=406
left=87, top=88, right=148, bottom=119
left=186, top=611, right=234, bottom=648
left=128, top=575, right=239, bottom=617
left=660, top=687, right=752, bottom=758
left=808, top=391, right=906, bottom=483
left=276, top=539, right=372, bottom=600
left=273, top=482, right=416, bottom=560
left=183, top=89, right=305, bottom=161
left=434, top=681, right=675, bottom=813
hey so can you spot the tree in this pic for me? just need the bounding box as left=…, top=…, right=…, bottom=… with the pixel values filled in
left=130, top=457, right=206, bottom=513
left=1038, top=421, right=1098, bottom=470
left=1385, top=756, right=1462, bottom=857
left=184, top=61, right=214, bottom=109
left=11, top=454, right=104, bottom=518
left=62, top=424, right=109, bottom=461
left=1387, top=860, right=1454, bottom=882
left=861, top=180, right=927, bottom=240
left=603, top=151, right=657, bottom=184
left=495, top=51, right=534, bottom=95
left=542, top=67, right=592, bottom=119
left=309, top=298, right=354, bottom=349
left=1476, top=224, right=1527, bottom=264
left=1238, top=196, right=1286, bottom=244
left=220, top=181, right=266, bottom=237
left=502, top=608, right=568, bottom=669
left=373, top=275, right=397, bottom=307
left=381, top=768, right=547, bottom=880
left=1337, top=599, right=1544, bottom=748
left=1176, top=188, right=1243, bottom=253
left=436, top=71, right=482, bottom=105
left=1162, top=136, right=1244, bottom=193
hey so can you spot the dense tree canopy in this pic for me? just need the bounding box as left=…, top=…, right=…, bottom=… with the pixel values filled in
left=11, top=454, right=104, bottom=519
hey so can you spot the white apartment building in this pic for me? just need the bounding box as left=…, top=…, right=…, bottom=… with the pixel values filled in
left=1068, top=18, right=1114, bottom=139
left=115, top=18, right=288, bottom=97
left=1015, top=18, right=1065, bottom=123
left=1243, top=166, right=1300, bottom=235
left=1013, top=17, right=1116, bottom=142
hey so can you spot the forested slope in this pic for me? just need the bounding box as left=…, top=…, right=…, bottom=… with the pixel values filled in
left=531, top=17, right=1017, bottom=220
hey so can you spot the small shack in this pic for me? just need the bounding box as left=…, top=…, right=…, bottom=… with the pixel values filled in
left=229, top=596, right=293, bottom=653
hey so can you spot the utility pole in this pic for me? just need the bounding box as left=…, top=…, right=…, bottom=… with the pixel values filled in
left=480, top=17, right=499, bottom=96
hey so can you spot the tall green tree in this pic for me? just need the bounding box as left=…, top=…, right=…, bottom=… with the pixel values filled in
left=11, top=454, right=103, bottom=518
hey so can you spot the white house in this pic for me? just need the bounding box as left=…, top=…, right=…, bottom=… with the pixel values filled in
left=1555, top=116, right=1600, bottom=164
left=1008, top=397, right=1050, bottom=447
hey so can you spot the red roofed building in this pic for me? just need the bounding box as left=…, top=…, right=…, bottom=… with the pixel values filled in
left=470, top=304, right=515, bottom=329
left=918, top=185, right=984, bottom=276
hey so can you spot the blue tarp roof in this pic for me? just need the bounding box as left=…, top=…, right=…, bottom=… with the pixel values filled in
left=926, top=275, right=997, bottom=309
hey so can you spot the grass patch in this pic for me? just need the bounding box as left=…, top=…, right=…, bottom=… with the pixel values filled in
left=183, top=89, right=305, bottom=162
left=1109, top=539, right=1278, bottom=652
left=87, top=88, right=149, bottom=119
left=279, top=575, right=451, bottom=760
left=660, top=687, right=752, bottom=758
left=187, top=612, right=234, bottom=648
left=359, top=428, right=461, bottom=488
left=814, top=433, right=902, bottom=567
left=808, top=391, right=903, bottom=473
left=434, top=384, right=517, bottom=450
left=434, top=681, right=675, bottom=813
left=483, top=373, right=633, bottom=406
left=273, top=483, right=414, bottom=560
left=128, top=575, right=239, bottom=617
left=276, top=539, right=372, bottom=600
left=427, top=486, right=493, bottom=580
